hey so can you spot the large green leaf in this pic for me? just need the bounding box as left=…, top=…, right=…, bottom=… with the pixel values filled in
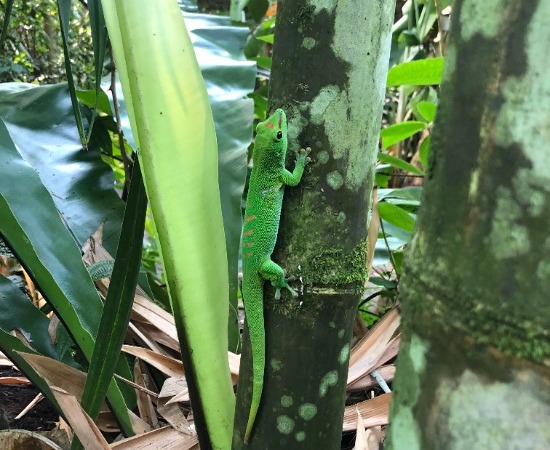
left=0, top=275, right=60, bottom=360
left=0, top=117, right=134, bottom=433
left=0, top=83, right=125, bottom=247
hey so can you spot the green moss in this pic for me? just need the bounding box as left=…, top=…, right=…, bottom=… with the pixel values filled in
left=271, top=359, right=284, bottom=372
left=326, top=170, right=344, bottom=190
left=276, top=415, right=295, bottom=435
left=295, top=431, right=306, bottom=442
left=317, top=150, right=330, bottom=164
left=302, top=37, right=317, bottom=50
left=309, top=239, right=369, bottom=287
left=298, top=403, right=318, bottom=420
left=338, top=343, right=350, bottom=364
left=281, top=395, right=293, bottom=407
left=297, top=4, right=316, bottom=21
left=319, top=370, right=338, bottom=397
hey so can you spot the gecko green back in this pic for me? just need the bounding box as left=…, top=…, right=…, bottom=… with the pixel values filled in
left=241, top=109, right=310, bottom=443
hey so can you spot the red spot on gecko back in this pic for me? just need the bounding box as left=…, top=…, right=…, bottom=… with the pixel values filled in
left=245, top=215, right=256, bottom=223
left=243, top=229, right=254, bottom=236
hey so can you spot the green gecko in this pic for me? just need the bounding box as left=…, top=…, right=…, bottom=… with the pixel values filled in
left=241, top=108, right=310, bottom=443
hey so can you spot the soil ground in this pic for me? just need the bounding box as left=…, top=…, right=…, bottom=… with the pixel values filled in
left=0, top=367, right=58, bottom=431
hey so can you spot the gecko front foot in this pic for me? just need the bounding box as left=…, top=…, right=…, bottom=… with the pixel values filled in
left=274, top=276, right=299, bottom=300
left=296, top=146, right=312, bottom=165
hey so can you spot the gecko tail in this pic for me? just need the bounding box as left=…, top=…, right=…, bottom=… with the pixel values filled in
left=244, top=386, right=260, bottom=443
left=242, top=278, right=265, bottom=444
left=243, top=332, right=265, bottom=443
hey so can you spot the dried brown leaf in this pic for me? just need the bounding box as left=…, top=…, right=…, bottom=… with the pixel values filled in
left=110, top=426, right=198, bottom=450
left=0, top=376, right=30, bottom=385
left=343, top=393, right=392, bottom=432
left=354, top=407, right=367, bottom=450
left=122, top=345, right=184, bottom=379
left=50, top=386, right=110, bottom=450
left=347, top=309, right=400, bottom=385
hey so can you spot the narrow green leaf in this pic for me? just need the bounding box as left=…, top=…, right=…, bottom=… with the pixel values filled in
left=416, top=100, right=437, bottom=122
left=57, top=0, right=86, bottom=148
left=0, top=0, right=14, bottom=48
left=85, top=0, right=108, bottom=142
left=380, top=121, right=426, bottom=149
left=256, top=34, right=274, bottom=44
left=87, top=0, right=107, bottom=96
left=386, top=57, right=445, bottom=87
left=378, top=202, right=416, bottom=232
left=378, top=152, right=424, bottom=176
left=81, top=160, right=146, bottom=426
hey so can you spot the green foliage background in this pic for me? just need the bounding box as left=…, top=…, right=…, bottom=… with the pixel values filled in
left=0, top=0, right=93, bottom=85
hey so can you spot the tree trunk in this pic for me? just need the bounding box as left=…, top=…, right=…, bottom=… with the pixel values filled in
left=233, top=0, right=395, bottom=448
left=388, top=1, right=550, bottom=449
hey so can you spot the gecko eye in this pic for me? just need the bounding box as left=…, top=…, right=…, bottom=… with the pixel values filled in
left=276, top=131, right=283, bottom=140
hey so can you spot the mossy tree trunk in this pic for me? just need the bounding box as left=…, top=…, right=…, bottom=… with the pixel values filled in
left=388, top=1, right=550, bottom=449
left=233, top=0, right=395, bottom=448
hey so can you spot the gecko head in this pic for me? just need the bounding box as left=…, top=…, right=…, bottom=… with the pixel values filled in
left=254, top=108, right=288, bottom=155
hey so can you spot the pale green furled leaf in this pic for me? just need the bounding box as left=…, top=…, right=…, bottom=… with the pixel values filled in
left=102, top=1, right=237, bottom=447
